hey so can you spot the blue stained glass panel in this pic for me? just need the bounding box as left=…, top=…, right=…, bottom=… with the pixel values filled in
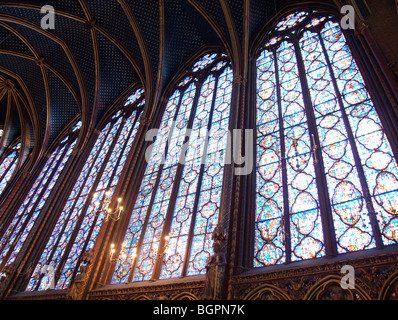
left=254, top=12, right=398, bottom=267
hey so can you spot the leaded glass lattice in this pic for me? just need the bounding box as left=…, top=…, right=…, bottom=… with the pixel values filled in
left=0, top=124, right=79, bottom=275
left=111, top=53, right=232, bottom=284
left=254, top=11, right=398, bottom=267
left=0, top=142, right=21, bottom=196
left=26, top=90, right=144, bottom=291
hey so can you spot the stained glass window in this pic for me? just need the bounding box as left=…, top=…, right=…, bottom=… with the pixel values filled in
left=0, top=141, right=21, bottom=196
left=25, top=89, right=144, bottom=291
left=111, top=52, right=232, bottom=284
left=254, top=11, right=398, bottom=267
left=0, top=123, right=80, bottom=276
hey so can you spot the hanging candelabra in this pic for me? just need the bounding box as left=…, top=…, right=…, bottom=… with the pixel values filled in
left=93, top=190, right=124, bottom=222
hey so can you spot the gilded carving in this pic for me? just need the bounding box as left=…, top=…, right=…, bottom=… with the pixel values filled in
left=231, top=253, right=398, bottom=300
left=203, top=225, right=227, bottom=300
left=66, top=249, right=94, bottom=300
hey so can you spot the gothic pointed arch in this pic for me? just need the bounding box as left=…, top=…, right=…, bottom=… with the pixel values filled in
left=0, top=120, right=81, bottom=277
left=250, top=8, right=398, bottom=268
left=24, top=87, right=145, bottom=291
left=303, top=274, right=371, bottom=300
left=243, top=283, right=291, bottom=300
left=109, top=50, right=233, bottom=284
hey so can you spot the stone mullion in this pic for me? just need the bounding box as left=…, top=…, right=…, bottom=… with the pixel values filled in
left=85, top=110, right=147, bottom=293
left=222, top=74, right=246, bottom=300
left=87, top=107, right=157, bottom=288
left=3, top=133, right=89, bottom=296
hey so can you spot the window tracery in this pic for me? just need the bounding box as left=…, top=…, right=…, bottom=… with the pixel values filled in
left=111, top=52, right=233, bottom=283
left=0, top=141, right=21, bottom=196
left=254, top=11, right=398, bottom=267
left=26, top=89, right=144, bottom=291
left=0, top=124, right=79, bottom=277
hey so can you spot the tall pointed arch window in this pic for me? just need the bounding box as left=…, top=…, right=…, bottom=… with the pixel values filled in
left=0, top=140, right=21, bottom=196
left=26, top=89, right=144, bottom=291
left=111, top=53, right=233, bottom=284
left=254, top=10, right=398, bottom=267
left=0, top=122, right=80, bottom=276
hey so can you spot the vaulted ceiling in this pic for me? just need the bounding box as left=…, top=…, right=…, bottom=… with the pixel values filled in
left=0, top=0, right=334, bottom=160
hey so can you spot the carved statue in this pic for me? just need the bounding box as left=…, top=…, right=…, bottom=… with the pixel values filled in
left=66, top=249, right=95, bottom=300
left=67, top=265, right=87, bottom=300
left=81, top=248, right=94, bottom=264
left=204, top=225, right=226, bottom=300
left=0, top=262, right=16, bottom=292
left=1, top=262, right=16, bottom=276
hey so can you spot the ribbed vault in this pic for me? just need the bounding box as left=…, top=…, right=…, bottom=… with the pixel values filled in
left=0, top=0, right=339, bottom=163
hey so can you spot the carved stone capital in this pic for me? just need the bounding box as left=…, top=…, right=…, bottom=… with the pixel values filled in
left=232, top=75, right=247, bottom=85
left=140, top=115, right=152, bottom=125
left=354, top=21, right=369, bottom=37
left=71, top=146, right=82, bottom=156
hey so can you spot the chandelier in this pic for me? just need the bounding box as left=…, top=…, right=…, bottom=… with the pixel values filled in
left=93, top=191, right=124, bottom=222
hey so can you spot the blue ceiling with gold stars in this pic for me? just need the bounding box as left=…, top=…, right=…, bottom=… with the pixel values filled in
left=0, top=0, right=298, bottom=154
